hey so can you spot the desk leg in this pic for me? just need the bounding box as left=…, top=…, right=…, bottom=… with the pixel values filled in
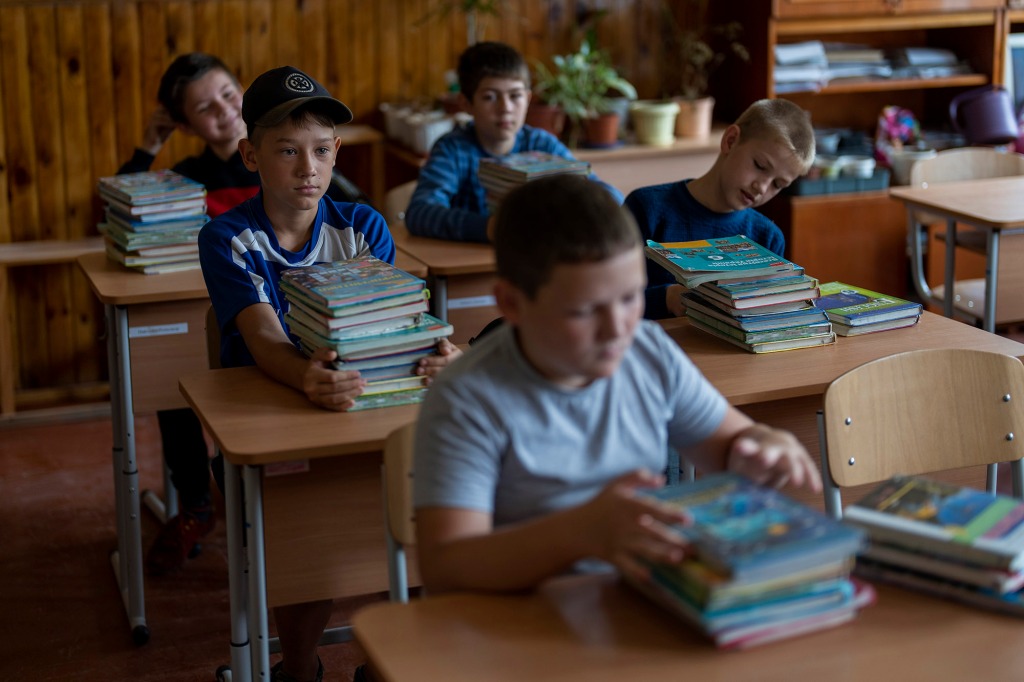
left=943, top=218, right=956, bottom=320
left=244, top=464, right=271, bottom=680
left=984, top=230, right=1000, bottom=335
left=224, top=456, right=253, bottom=681
left=106, top=303, right=149, bottom=645
left=906, top=211, right=934, bottom=305
left=430, top=276, right=449, bottom=322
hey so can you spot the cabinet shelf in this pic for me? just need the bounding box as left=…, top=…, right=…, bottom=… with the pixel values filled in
left=776, top=73, right=988, bottom=96
left=774, top=11, right=996, bottom=36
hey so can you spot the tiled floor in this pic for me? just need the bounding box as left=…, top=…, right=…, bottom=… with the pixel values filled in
left=0, top=412, right=378, bottom=682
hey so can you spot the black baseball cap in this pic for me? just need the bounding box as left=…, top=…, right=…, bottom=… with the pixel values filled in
left=242, top=66, right=353, bottom=131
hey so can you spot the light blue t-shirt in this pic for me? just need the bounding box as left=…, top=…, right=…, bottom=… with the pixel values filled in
left=413, top=320, right=728, bottom=526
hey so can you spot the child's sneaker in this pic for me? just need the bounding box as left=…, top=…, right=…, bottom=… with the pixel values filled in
left=145, top=506, right=216, bottom=575
left=270, top=658, right=324, bottom=682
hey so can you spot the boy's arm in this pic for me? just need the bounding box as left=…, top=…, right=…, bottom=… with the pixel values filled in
left=416, top=469, right=691, bottom=594
left=682, top=406, right=823, bottom=492
left=404, top=139, right=491, bottom=242
left=234, top=302, right=366, bottom=411
left=117, top=107, right=177, bottom=174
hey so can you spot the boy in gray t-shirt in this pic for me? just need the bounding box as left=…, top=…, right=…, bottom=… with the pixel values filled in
left=414, top=174, right=822, bottom=594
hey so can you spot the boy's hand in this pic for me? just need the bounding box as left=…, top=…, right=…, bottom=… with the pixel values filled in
left=579, top=470, right=693, bottom=584
left=726, top=424, right=822, bottom=492
left=416, top=339, right=463, bottom=383
left=303, top=346, right=365, bottom=411
left=141, top=106, right=177, bottom=155
left=666, top=284, right=687, bottom=317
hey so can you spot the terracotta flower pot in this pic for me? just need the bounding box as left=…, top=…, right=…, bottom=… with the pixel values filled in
left=582, top=112, right=621, bottom=148
left=674, top=96, right=715, bottom=139
left=525, top=101, right=566, bottom=139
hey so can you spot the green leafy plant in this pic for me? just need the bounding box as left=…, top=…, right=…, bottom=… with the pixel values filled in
left=662, top=0, right=748, bottom=100
left=533, top=40, right=637, bottom=129
left=415, top=0, right=505, bottom=46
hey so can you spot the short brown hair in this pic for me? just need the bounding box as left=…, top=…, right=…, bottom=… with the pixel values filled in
left=158, top=53, right=238, bottom=124
left=458, top=41, right=531, bottom=101
left=494, top=175, right=640, bottom=299
left=734, top=99, right=815, bottom=172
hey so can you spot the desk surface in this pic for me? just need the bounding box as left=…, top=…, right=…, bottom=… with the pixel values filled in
left=179, top=367, right=418, bottom=465
left=889, top=176, right=1024, bottom=229
left=77, top=251, right=208, bottom=305
left=662, top=312, right=1024, bottom=406
left=353, top=572, right=1024, bottom=682
left=390, top=222, right=495, bottom=276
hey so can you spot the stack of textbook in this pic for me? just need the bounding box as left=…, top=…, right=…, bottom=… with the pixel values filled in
left=97, top=169, right=207, bottom=274
left=629, top=473, right=872, bottom=649
left=280, top=257, right=453, bottom=410
left=812, top=281, right=922, bottom=336
left=845, top=476, right=1024, bottom=617
left=478, top=151, right=590, bottom=213
left=646, top=236, right=834, bottom=353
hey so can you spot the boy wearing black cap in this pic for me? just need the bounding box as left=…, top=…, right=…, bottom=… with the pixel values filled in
left=199, top=65, right=459, bottom=682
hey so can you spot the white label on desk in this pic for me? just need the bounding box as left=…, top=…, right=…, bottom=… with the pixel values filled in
left=128, top=322, right=189, bottom=338
left=447, top=295, right=497, bottom=310
left=265, top=459, right=311, bottom=476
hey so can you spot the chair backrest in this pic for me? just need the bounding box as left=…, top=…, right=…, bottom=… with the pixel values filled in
left=819, top=348, right=1024, bottom=517
left=205, top=305, right=221, bottom=370
left=383, top=420, right=418, bottom=546
left=909, top=147, right=1024, bottom=224
left=384, top=180, right=418, bottom=227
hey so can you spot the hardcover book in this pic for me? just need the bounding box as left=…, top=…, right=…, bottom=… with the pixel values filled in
left=861, top=541, right=1024, bottom=594
left=830, top=315, right=921, bottom=336
left=688, top=316, right=836, bottom=354
left=645, top=237, right=801, bottom=288
left=102, top=195, right=207, bottom=217
left=478, top=151, right=590, bottom=181
left=681, top=294, right=828, bottom=332
left=812, top=281, right=922, bottom=326
left=97, top=169, right=206, bottom=205
left=685, top=309, right=832, bottom=345
left=286, top=291, right=429, bottom=329
left=279, top=257, right=426, bottom=309
left=844, top=476, right=1024, bottom=571
left=291, top=313, right=453, bottom=360
left=348, top=387, right=428, bottom=412
left=641, top=473, right=864, bottom=583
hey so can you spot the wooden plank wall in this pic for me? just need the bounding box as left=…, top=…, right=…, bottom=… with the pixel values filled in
left=0, top=0, right=668, bottom=407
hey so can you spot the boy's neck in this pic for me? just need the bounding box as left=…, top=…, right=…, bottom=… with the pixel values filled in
left=209, top=137, right=244, bottom=162
left=686, top=170, right=734, bottom=215
left=263, top=200, right=317, bottom=251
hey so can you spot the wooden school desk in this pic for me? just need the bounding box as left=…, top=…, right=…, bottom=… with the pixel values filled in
left=78, top=251, right=210, bottom=644
left=179, top=367, right=421, bottom=682
left=663, top=311, right=1024, bottom=509
left=890, top=176, right=1024, bottom=333
left=353, top=571, right=1024, bottom=682
left=389, top=221, right=497, bottom=345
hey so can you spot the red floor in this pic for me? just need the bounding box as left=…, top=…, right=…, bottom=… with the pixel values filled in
left=0, top=413, right=378, bottom=682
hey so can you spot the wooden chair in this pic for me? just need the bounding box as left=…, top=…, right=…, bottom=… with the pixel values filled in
left=382, top=421, right=418, bottom=603
left=907, top=147, right=1024, bottom=325
left=817, top=348, right=1024, bottom=519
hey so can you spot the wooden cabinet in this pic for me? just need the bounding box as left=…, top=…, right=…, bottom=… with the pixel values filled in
left=710, top=3, right=1008, bottom=296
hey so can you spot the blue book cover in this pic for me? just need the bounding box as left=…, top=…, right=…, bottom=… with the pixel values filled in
left=642, top=472, right=864, bottom=582
left=812, top=281, right=922, bottom=325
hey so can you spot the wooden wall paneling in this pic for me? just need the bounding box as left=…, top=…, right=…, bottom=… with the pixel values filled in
left=221, top=0, right=250, bottom=86
left=351, top=1, right=377, bottom=119
left=0, top=10, right=10, bottom=246
left=520, top=0, right=547, bottom=67
left=248, top=0, right=275, bottom=83
left=325, top=0, right=352, bottom=110
left=193, top=0, right=223, bottom=59
left=111, top=0, right=143, bottom=170
left=271, top=0, right=300, bottom=74
left=138, top=1, right=173, bottom=170
left=376, top=0, right=401, bottom=104
left=166, top=1, right=204, bottom=163
left=298, top=0, right=329, bottom=104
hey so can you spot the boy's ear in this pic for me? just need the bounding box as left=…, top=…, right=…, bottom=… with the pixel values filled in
left=239, top=138, right=259, bottom=172
left=494, top=279, right=523, bottom=325
left=721, top=124, right=742, bottom=155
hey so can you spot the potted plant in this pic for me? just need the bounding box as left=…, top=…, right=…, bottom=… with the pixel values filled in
left=532, top=40, right=637, bottom=148
left=661, top=0, right=748, bottom=138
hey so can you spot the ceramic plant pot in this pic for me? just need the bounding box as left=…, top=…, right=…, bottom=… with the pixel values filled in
left=674, top=96, right=715, bottom=139
left=582, top=112, right=621, bottom=148
left=630, top=100, right=681, bottom=146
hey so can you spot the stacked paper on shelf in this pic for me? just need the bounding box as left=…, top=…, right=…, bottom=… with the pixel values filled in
left=627, top=473, right=872, bottom=649
left=478, top=151, right=590, bottom=213
left=645, top=236, right=834, bottom=353
left=97, top=170, right=207, bottom=274
left=847, top=476, right=1024, bottom=618
left=280, top=257, right=452, bottom=410
left=812, top=281, right=922, bottom=336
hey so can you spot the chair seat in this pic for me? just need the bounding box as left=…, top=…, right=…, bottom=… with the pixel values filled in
left=932, top=279, right=1024, bottom=326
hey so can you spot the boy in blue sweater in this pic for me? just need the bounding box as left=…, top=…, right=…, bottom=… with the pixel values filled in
left=405, top=41, right=621, bottom=242
left=625, top=98, right=815, bottom=320
left=200, top=65, right=459, bottom=682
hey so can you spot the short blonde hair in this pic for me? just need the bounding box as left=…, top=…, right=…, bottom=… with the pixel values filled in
left=734, top=99, right=815, bottom=173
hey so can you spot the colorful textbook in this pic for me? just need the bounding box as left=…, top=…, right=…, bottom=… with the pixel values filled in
left=812, top=281, right=922, bottom=335
left=644, top=236, right=801, bottom=288
left=280, top=257, right=453, bottom=410
left=626, top=473, right=871, bottom=649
